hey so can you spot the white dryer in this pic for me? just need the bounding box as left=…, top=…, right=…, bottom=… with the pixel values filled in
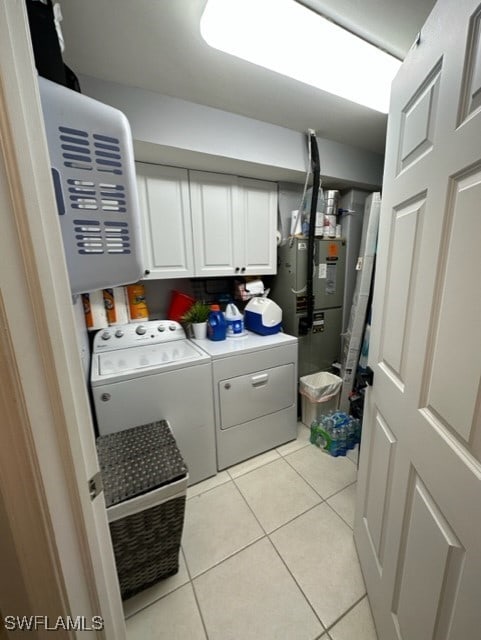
left=194, top=331, right=298, bottom=470
left=90, top=320, right=216, bottom=485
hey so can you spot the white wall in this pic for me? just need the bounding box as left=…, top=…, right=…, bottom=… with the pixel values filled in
left=143, top=278, right=195, bottom=320
left=79, top=75, right=383, bottom=189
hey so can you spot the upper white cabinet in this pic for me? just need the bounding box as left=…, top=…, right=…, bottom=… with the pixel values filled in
left=190, top=171, right=277, bottom=277
left=136, top=162, right=194, bottom=279
left=189, top=171, right=239, bottom=277
left=136, top=164, right=277, bottom=279
left=238, top=177, right=278, bottom=275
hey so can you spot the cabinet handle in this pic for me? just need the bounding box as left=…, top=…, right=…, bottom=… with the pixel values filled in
left=224, top=383, right=231, bottom=390
left=241, top=267, right=246, bottom=273
left=144, top=269, right=150, bottom=275
left=235, top=267, right=240, bottom=273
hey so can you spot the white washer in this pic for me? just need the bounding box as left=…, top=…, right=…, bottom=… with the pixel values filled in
left=194, top=331, right=298, bottom=470
left=90, top=320, right=216, bottom=486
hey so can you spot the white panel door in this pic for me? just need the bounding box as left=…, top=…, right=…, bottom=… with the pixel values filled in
left=239, top=177, right=277, bottom=275
left=190, top=170, right=239, bottom=276
left=136, top=162, right=194, bottom=278
left=354, top=1, right=481, bottom=638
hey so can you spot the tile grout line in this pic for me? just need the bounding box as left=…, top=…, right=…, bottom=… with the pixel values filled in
left=221, top=443, right=338, bottom=633
left=276, top=435, right=311, bottom=457
left=187, top=425, right=311, bottom=499
left=124, top=582, right=193, bottom=623
left=223, top=424, right=312, bottom=482
left=229, top=471, right=272, bottom=534
left=258, top=481, right=361, bottom=634
left=225, top=447, right=362, bottom=633
left=189, top=529, right=338, bottom=640
left=132, top=489, right=361, bottom=629
left=188, top=567, right=211, bottom=640
left=186, top=475, right=231, bottom=501
left=227, top=454, right=283, bottom=482
left=126, top=525, right=266, bottom=623
left=282, top=451, right=321, bottom=498
left=124, top=432, right=362, bottom=637
left=183, top=444, right=315, bottom=587
left=180, top=547, right=191, bottom=581
left=230, top=462, right=328, bottom=537
left=176, top=547, right=211, bottom=640
left=223, top=435, right=355, bottom=510
left=226, top=437, right=356, bottom=518
left=123, top=548, right=193, bottom=621
left=128, top=434, right=358, bottom=623
left=129, top=461, right=357, bottom=596
left=281, top=447, right=357, bottom=504
left=266, top=532, right=327, bottom=634
left=265, top=499, right=326, bottom=536
left=323, top=486, right=357, bottom=531
left=326, top=478, right=357, bottom=501
left=191, top=443, right=357, bottom=545
left=186, top=534, right=268, bottom=582
left=324, top=592, right=368, bottom=634
left=185, top=477, right=269, bottom=580
left=185, top=470, right=335, bottom=580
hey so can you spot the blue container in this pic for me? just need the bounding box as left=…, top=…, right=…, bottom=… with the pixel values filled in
left=207, top=305, right=226, bottom=341
left=244, top=310, right=281, bottom=335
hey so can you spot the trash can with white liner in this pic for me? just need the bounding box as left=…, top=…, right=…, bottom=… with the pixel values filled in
left=299, top=371, right=342, bottom=427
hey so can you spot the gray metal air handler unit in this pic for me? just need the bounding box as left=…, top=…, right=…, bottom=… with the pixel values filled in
left=270, top=237, right=346, bottom=378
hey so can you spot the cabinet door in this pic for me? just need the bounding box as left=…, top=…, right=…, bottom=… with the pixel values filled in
left=190, top=171, right=240, bottom=276
left=136, top=163, right=194, bottom=279
left=238, top=177, right=277, bottom=275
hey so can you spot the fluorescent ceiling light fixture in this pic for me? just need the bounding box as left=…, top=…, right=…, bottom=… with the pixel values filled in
left=200, top=0, right=401, bottom=113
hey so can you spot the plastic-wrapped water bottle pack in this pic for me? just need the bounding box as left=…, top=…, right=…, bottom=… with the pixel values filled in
left=310, top=411, right=361, bottom=457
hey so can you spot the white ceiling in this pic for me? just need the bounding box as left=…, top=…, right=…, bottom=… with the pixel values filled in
left=60, top=0, right=436, bottom=156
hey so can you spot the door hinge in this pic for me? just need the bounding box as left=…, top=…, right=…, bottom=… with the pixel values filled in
left=88, top=471, right=104, bottom=501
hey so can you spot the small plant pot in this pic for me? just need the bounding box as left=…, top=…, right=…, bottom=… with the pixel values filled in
left=192, top=322, right=207, bottom=340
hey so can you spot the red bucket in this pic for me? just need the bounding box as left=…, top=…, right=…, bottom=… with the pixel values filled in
left=168, top=290, right=195, bottom=322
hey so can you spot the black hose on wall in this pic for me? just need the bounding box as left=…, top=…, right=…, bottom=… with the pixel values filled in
left=304, top=131, right=320, bottom=332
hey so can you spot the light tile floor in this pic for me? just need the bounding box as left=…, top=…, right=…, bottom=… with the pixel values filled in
left=124, top=423, right=378, bottom=640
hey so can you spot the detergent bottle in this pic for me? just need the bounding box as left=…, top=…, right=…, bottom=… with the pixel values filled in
left=225, top=303, right=244, bottom=337
left=207, top=304, right=226, bottom=341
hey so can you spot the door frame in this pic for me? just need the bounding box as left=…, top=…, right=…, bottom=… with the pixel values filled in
left=0, top=2, right=124, bottom=637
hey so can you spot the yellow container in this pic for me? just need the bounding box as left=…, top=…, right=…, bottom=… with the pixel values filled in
left=82, top=293, right=94, bottom=329
left=82, top=291, right=108, bottom=330
left=126, top=284, right=149, bottom=322
left=103, top=289, right=117, bottom=325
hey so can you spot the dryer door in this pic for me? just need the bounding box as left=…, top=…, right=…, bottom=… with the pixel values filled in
left=218, top=363, right=295, bottom=429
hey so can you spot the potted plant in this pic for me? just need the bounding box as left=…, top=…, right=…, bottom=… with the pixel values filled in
left=181, top=300, right=210, bottom=339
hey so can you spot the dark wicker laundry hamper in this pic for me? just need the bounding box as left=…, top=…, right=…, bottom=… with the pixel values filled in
left=96, top=420, right=188, bottom=600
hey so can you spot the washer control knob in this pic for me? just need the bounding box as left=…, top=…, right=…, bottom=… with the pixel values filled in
left=158, top=324, right=166, bottom=332
left=168, top=324, right=176, bottom=331
left=115, top=330, right=124, bottom=338
left=136, top=325, right=147, bottom=335
left=101, top=331, right=111, bottom=340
